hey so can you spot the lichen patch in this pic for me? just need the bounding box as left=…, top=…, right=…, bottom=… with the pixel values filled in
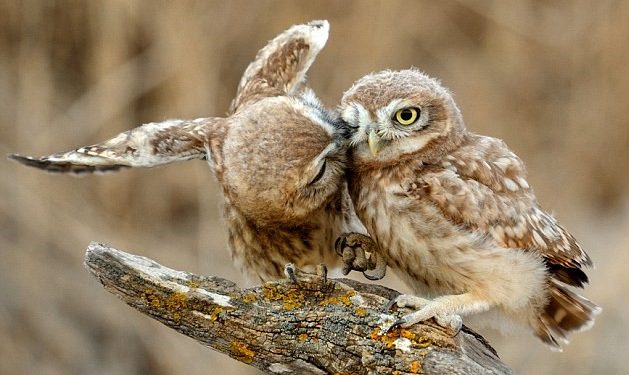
left=262, top=284, right=305, bottom=311
left=369, top=326, right=433, bottom=350
left=318, top=290, right=356, bottom=307
left=230, top=341, right=255, bottom=364
left=410, top=360, right=422, bottom=373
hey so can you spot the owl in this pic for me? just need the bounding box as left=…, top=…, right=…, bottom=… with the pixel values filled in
left=338, top=68, right=600, bottom=349
left=10, top=20, right=370, bottom=282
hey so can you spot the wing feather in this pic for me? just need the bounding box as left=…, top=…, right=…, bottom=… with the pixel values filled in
left=411, top=134, right=591, bottom=286
left=229, top=20, right=329, bottom=113
left=10, top=118, right=222, bottom=175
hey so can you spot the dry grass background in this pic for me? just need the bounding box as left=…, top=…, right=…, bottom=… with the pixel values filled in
left=1, top=1, right=628, bottom=374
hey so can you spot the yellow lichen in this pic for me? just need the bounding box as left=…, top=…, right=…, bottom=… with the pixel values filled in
left=230, top=341, right=255, bottom=364
left=187, top=280, right=200, bottom=289
left=141, top=289, right=190, bottom=322
left=262, top=284, right=305, bottom=310
left=413, top=336, right=432, bottom=348
left=355, top=307, right=367, bottom=317
left=141, top=289, right=162, bottom=308
left=318, top=290, right=356, bottom=307
left=410, top=360, right=422, bottom=373
left=370, top=326, right=433, bottom=350
left=165, top=292, right=188, bottom=310
left=400, top=329, right=432, bottom=348
left=242, top=293, right=257, bottom=303
left=164, top=292, right=188, bottom=321
left=262, top=284, right=283, bottom=301
left=210, top=307, right=224, bottom=321
left=297, top=333, right=309, bottom=342
left=370, top=327, right=381, bottom=340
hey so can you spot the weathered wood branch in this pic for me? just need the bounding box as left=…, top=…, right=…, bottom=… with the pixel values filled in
left=84, top=242, right=513, bottom=375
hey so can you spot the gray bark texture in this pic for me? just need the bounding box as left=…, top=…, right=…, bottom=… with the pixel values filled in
left=84, top=242, right=514, bottom=375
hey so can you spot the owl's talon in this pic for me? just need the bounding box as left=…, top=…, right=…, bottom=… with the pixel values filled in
left=363, top=253, right=387, bottom=280
left=388, top=298, right=463, bottom=335
left=316, top=263, right=328, bottom=282
left=342, top=264, right=352, bottom=276
left=386, top=318, right=407, bottom=333
left=386, top=297, right=400, bottom=311
left=334, top=236, right=346, bottom=257
left=363, top=269, right=384, bottom=281
left=335, top=232, right=387, bottom=280
left=284, top=263, right=298, bottom=284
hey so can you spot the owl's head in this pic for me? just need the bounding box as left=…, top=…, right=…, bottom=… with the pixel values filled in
left=222, top=92, right=347, bottom=226
left=340, top=69, right=466, bottom=164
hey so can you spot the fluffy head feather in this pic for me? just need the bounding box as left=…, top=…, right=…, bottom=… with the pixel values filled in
left=340, top=69, right=466, bottom=165
left=222, top=94, right=348, bottom=226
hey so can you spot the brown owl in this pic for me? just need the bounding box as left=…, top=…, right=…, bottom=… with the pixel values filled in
left=10, top=20, right=368, bottom=282
left=338, top=68, right=600, bottom=349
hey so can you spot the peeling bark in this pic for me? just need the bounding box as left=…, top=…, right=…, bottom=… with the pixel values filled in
left=84, top=242, right=513, bottom=375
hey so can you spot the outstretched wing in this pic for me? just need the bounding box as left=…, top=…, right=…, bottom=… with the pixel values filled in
left=10, top=117, right=223, bottom=175
left=229, top=20, right=329, bottom=114
left=411, top=134, right=592, bottom=287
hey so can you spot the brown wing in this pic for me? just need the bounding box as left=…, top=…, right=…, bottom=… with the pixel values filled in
left=229, top=20, right=329, bottom=114
left=10, top=118, right=223, bottom=175
left=412, top=134, right=591, bottom=287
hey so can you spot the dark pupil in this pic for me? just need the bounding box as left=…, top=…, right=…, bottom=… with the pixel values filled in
left=400, top=109, right=413, bottom=121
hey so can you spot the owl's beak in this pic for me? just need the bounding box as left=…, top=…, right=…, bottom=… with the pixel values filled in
left=368, top=130, right=380, bottom=157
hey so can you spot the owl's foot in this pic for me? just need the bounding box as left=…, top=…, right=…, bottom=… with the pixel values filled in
left=390, top=311, right=463, bottom=334
left=284, top=263, right=299, bottom=283
left=335, top=232, right=387, bottom=280
left=386, top=294, right=431, bottom=310
left=387, top=294, right=463, bottom=334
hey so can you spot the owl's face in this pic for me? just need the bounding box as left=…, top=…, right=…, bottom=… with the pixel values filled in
left=222, top=93, right=347, bottom=226
left=340, top=69, right=465, bottom=164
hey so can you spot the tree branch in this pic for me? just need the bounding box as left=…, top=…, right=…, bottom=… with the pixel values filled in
left=84, top=242, right=513, bottom=375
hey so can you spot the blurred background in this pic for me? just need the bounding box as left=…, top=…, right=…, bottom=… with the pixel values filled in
left=1, top=1, right=628, bottom=374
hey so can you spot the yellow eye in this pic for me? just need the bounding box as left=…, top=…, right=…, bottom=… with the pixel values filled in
left=394, top=107, right=420, bottom=126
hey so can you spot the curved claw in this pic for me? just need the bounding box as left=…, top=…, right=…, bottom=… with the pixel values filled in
left=362, top=270, right=384, bottom=281
left=363, top=252, right=387, bottom=280
left=386, top=318, right=407, bottom=333
left=385, top=297, right=400, bottom=311
left=284, top=263, right=298, bottom=284
left=334, top=236, right=346, bottom=257
left=316, top=264, right=328, bottom=282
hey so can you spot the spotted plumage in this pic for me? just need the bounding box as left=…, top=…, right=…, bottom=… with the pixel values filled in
left=10, top=20, right=366, bottom=282
left=339, top=68, right=600, bottom=349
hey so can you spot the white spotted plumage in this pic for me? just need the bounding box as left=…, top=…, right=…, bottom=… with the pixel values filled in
left=340, top=68, right=600, bottom=349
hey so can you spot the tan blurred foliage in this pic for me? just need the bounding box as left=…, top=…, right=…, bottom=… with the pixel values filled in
left=1, top=1, right=628, bottom=374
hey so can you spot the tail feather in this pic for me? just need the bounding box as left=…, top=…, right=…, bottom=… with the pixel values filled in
left=535, top=281, right=601, bottom=350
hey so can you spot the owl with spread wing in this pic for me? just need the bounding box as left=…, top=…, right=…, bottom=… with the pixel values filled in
left=10, top=21, right=376, bottom=282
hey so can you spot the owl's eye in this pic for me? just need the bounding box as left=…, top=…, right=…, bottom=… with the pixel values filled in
left=394, top=107, right=420, bottom=126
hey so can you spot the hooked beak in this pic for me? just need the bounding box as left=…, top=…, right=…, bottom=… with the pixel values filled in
left=368, top=130, right=380, bottom=157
